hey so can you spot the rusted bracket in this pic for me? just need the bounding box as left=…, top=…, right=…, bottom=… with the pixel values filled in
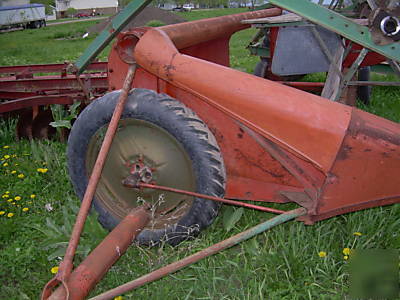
left=238, top=123, right=318, bottom=211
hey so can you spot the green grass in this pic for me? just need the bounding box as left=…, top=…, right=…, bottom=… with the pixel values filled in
left=1, top=8, right=400, bottom=300
left=0, top=20, right=109, bottom=66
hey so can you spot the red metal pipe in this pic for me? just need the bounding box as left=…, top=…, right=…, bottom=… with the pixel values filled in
left=138, top=183, right=286, bottom=214
left=90, top=208, right=306, bottom=300
left=47, top=205, right=150, bottom=300
left=42, top=64, right=137, bottom=299
left=161, top=9, right=282, bottom=50
left=0, top=95, right=77, bottom=114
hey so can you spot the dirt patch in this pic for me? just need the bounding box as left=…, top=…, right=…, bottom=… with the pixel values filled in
left=88, top=7, right=186, bottom=34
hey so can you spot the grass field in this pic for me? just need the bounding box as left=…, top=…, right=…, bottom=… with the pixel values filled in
left=0, top=8, right=399, bottom=300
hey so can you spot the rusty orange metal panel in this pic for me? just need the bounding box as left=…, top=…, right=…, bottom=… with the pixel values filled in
left=107, top=8, right=399, bottom=220
left=134, top=27, right=351, bottom=172
left=307, top=109, right=400, bottom=222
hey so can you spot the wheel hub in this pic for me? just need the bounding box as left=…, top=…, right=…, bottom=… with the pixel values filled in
left=122, top=157, right=155, bottom=188
left=86, top=118, right=195, bottom=230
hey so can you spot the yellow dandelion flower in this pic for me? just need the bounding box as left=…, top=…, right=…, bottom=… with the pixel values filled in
left=318, top=251, right=327, bottom=258
left=17, top=174, right=25, bottom=179
left=14, top=196, right=21, bottom=201
left=30, top=194, right=36, bottom=199
left=11, top=170, right=16, bottom=174
left=342, top=248, right=351, bottom=256
left=7, top=199, right=13, bottom=202
left=12, top=155, right=16, bottom=158
left=39, top=168, right=49, bottom=173
left=114, top=296, right=123, bottom=300
left=22, top=207, right=29, bottom=212
left=11, top=202, right=16, bottom=205
left=5, top=191, right=10, bottom=194
left=3, top=146, right=10, bottom=149
left=344, top=255, right=349, bottom=260
left=3, top=163, right=9, bottom=167
left=50, top=266, right=59, bottom=274
left=4, top=155, right=10, bottom=159
left=2, top=194, right=9, bottom=198
left=0, top=211, right=5, bottom=215
left=7, top=212, right=14, bottom=218
left=353, top=232, right=362, bottom=236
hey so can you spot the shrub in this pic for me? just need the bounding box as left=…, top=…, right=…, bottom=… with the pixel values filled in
left=145, top=20, right=166, bottom=27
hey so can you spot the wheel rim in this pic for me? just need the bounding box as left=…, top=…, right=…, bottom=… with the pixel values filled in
left=86, top=118, right=195, bottom=230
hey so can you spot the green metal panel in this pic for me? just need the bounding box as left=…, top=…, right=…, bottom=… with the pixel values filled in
left=371, top=64, right=395, bottom=74
left=252, top=21, right=308, bottom=28
left=248, top=45, right=271, bottom=58
left=269, top=0, right=400, bottom=62
left=74, top=0, right=151, bottom=74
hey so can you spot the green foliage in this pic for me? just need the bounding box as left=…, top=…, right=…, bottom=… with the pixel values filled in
left=50, top=102, right=81, bottom=129
left=222, top=206, right=244, bottom=232
left=29, top=203, right=107, bottom=261
left=32, top=0, right=55, bottom=15
left=145, top=20, right=166, bottom=27
left=66, top=7, right=78, bottom=17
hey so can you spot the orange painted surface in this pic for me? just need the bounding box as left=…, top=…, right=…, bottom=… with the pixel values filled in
left=108, top=9, right=400, bottom=221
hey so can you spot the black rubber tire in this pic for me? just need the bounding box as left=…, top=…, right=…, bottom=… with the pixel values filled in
left=67, top=88, right=226, bottom=246
left=357, top=66, right=371, bottom=105
left=253, top=59, right=305, bottom=82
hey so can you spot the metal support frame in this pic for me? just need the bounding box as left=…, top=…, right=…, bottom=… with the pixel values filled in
left=269, top=0, right=400, bottom=62
left=73, top=0, right=151, bottom=74
left=334, top=47, right=369, bottom=101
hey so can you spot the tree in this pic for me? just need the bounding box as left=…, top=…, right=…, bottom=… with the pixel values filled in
left=31, top=0, right=56, bottom=14
left=66, top=7, right=77, bottom=17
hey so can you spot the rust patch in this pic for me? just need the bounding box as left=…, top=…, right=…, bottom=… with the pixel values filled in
left=209, top=127, right=224, bottom=143
left=234, top=148, right=284, bottom=179
left=337, top=145, right=352, bottom=160
left=163, top=64, right=176, bottom=81
left=349, top=111, right=400, bottom=146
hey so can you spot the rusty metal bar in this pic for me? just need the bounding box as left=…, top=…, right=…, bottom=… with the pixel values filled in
left=41, top=64, right=137, bottom=299
left=0, top=75, right=107, bottom=92
left=0, top=95, right=77, bottom=113
left=90, top=208, right=306, bottom=300
left=138, top=183, right=286, bottom=214
left=47, top=205, right=150, bottom=300
left=0, top=62, right=108, bottom=75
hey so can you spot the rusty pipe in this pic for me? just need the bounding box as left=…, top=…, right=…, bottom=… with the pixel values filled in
left=48, top=205, right=150, bottom=300
left=90, top=208, right=306, bottom=300
left=137, top=182, right=286, bottom=214
left=161, top=8, right=282, bottom=50
left=42, top=64, right=137, bottom=299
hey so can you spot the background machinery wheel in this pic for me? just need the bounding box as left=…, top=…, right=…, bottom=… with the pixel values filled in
left=67, top=88, right=226, bottom=246
left=357, top=66, right=372, bottom=105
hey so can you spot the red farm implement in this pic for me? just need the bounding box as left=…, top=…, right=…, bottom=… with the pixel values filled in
left=0, top=0, right=399, bottom=299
